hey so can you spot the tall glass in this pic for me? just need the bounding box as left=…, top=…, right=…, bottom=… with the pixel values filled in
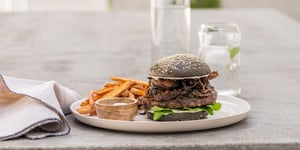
left=150, top=0, right=190, bottom=64
left=198, top=23, right=241, bottom=96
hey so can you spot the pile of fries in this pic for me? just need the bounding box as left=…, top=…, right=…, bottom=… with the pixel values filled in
left=77, top=76, right=148, bottom=116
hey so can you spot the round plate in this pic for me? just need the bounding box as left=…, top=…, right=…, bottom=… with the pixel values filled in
left=70, top=95, right=251, bottom=133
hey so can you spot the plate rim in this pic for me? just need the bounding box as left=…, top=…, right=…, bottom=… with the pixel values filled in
left=70, top=95, right=251, bottom=132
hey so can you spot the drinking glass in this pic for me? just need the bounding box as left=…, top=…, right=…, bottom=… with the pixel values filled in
left=198, top=23, right=241, bottom=96
left=150, top=0, right=190, bottom=64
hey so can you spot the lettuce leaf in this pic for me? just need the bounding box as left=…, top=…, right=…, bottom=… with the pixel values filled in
left=212, top=102, right=222, bottom=111
left=150, top=102, right=222, bottom=121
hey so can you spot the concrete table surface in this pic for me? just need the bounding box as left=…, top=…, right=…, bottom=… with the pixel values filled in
left=1, top=9, right=300, bottom=149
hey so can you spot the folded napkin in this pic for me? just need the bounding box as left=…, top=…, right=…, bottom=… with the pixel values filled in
left=0, top=75, right=81, bottom=141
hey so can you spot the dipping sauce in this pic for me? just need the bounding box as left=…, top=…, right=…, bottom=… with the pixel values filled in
left=113, top=102, right=127, bottom=106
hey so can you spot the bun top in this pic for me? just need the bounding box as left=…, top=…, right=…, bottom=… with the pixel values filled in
left=149, top=54, right=211, bottom=79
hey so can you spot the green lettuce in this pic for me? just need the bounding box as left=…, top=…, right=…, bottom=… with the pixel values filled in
left=150, top=102, right=222, bottom=121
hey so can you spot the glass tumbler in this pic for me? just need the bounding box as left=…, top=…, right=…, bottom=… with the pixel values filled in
left=198, top=23, right=241, bottom=96
left=150, top=0, right=190, bottom=64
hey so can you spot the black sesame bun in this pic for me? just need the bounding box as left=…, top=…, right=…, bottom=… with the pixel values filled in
left=148, top=54, right=211, bottom=79
left=147, top=111, right=208, bottom=121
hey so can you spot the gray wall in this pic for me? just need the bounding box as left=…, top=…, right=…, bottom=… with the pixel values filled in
left=1, top=0, right=299, bottom=22
left=111, top=0, right=300, bottom=21
left=222, top=0, right=300, bottom=21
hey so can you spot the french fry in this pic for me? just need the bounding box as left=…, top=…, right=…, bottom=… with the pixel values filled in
left=93, top=87, right=114, bottom=100
left=80, top=98, right=89, bottom=106
left=89, top=110, right=97, bottom=116
left=95, top=87, right=114, bottom=95
left=104, top=81, right=120, bottom=88
left=88, top=90, right=95, bottom=106
left=93, top=94, right=102, bottom=101
left=89, top=90, right=96, bottom=116
left=132, top=84, right=144, bottom=90
left=130, top=87, right=145, bottom=96
left=77, top=105, right=91, bottom=114
left=102, top=80, right=133, bottom=98
left=120, top=90, right=130, bottom=97
left=111, top=76, right=148, bottom=87
left=129, top=92, right=135, bottom=99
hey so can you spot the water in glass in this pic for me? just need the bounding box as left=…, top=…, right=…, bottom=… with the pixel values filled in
left=198, top=23, right=241, bottom=96
left=151, top=0, right=190, bottom=64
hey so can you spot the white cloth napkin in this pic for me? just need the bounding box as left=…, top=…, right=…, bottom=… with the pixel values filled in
left=0, top=75, right=81, bottom=141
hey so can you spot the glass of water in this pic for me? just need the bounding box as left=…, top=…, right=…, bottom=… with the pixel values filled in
left=198, top=23, right=241, bottom=96
left=150, top=0, right=190, bottom=64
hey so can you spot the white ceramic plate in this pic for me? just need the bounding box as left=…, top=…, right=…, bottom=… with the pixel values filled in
left=70, top=95, right=251, bottom=133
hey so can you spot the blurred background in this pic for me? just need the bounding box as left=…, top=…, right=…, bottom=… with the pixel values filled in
left=0, top=0, right=299, bottom=22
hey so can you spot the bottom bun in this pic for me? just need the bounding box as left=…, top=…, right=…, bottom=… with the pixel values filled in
left=147, top=111, right=208, bottom=121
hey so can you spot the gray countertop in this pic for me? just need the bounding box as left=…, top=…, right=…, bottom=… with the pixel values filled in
left=1, top=9, right=300, bottom=150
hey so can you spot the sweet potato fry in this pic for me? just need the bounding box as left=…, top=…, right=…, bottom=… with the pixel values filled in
left=129, top=92, right=135, bottom=99
left=89, top=110, right=97, bottom=116
left=89, top=90, right=96, bottom=116
left=132, top=84, right=144, bottom=90
left=77, top=105, right=91, bottom=114
left=111, top=76, right=148, bottom=87
left=102, top=80, right=133, bottom=98
left=130, top=87, right=145, bottom=96
left=95, top=87, right=114, bottom=95
left=88, top=90, right=95, bottom=106
left=120, top=90, right=130, bottom=97
left=80, top=98, right=89, bottom=106
left=93, top=94, right=102, bottom=101
left=93, top=87, right=114, bottom=100
left=104, top=81, right=120, bottom=88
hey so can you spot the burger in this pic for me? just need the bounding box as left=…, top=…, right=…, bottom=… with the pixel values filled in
left=141, top=54, right=221, bottom=121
